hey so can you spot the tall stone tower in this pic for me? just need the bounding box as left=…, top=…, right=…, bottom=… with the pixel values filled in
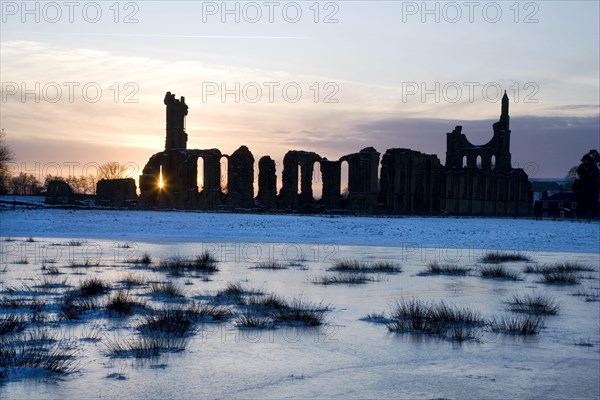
left=164, top=92, right=188, bottom=150
left=492, top=91, right=511, bottom=172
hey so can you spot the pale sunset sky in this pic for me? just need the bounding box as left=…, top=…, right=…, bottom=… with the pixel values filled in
left=1, top=1, right=598, bottom=185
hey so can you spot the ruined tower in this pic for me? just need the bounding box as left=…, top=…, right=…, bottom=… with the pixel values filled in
left=164, top=92, right=188, bottom=150
left=442, top=92, right=531, bottom=216
left=445, top=91, right=512, bottom=172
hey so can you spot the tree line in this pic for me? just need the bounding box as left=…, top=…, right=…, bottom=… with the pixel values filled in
left=0, top=130, right=131, bottom=196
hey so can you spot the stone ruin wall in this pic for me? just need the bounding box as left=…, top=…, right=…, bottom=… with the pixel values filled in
left=134, top=91, right=532, bottom=216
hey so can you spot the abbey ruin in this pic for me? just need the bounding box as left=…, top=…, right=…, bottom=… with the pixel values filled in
left=136, top=91, right=532, bottom=216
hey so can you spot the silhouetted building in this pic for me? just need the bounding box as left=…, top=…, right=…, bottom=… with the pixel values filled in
left=138, top=91, right=532, bottom=217
left=441, top=92, right=531, bottom=216
left=380, top=148, right=441, bottom=214
left=534, top=192, right=577, bottom=220
left=45, top=179, right=73, bottom=205
left=96, top=178, right=137, bottom=208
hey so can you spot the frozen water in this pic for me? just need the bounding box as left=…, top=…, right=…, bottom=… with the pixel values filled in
left=0, top=210, right=598, bottom=399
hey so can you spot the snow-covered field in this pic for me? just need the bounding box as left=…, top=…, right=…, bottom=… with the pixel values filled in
left=0, top=209, right=599, bottom=399
left=1, top=208, right=598, bottom=253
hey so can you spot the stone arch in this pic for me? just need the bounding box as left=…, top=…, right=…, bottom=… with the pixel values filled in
left=159, top=165, right=164, bottom=189
left=297, top=163, right=302, bottom=195
left=312, top=160, right=323, bottom=201
left=197, top=156, right=204, bottom=191
left=340, top=160, right=349, bottom=199
left=476, top=155, right=482, bottom=169
left=220, top=155, right=228, bottom=194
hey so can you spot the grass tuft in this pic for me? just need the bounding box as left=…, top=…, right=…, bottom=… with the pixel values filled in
left=489, top=315, right=544, bottom=335
left=251, top=260, right=288, bottom=270
left=60, top=293, right=101, bottom=320
left=186, top=303, right=231, bottom=321
left=480, top=251, right=531, bottom=263
left=77, top=277, right=111, bottom=297
left=508, top=293, right=560, bottom=315
left=158, top=252, right=219, bottom=275
left=0, top=331, right=79, bottom=380
left=102, top=334, right=188, bottom=359
left=312, top=273, right=377, bottom=285
left=384, top=298, right=483, bottom=341
left=236, top=312, right=274, bottom=328
left=422, top=262, right=471, bottom=276
left=0, top=315, right=28, bottom=335
left=149, top=281, right=185, bottom=298
left=137, top=308, right=195, bottom=337
left=214, top=282, right=262, bottom=304
left=106, top=291, right=147, bottom=315
left=119, top=273, right=148, bottom=289
left=329, top=259, right=402, bottom=274
left=271, top=297, right=330, bottom=327
left=524, top=262, right=595, bottom=274
left=479, top=265, right=522, bottom=281
left=541, top=271, right=581, bottom=285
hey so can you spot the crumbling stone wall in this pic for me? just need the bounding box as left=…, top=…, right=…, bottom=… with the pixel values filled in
left=280, top=151, right=321, bottom=209
left=96, top=178, right=137, bottom=208
left=257, top=156, right=277, bottom=210
left=320, top=159, right=341, bottom=209
left=341, top=147, right=380, bottom=212
left=380, top=148, right=441, bottom=214
left=137, top=91, right=532, bottom=217
left=45, top=180, right=73, bottom=205
left=226, top=146, right=255, bottom=209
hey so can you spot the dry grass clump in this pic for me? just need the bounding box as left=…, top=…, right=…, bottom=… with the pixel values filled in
left=480, top=251, right=531, bottom=263
left=213, top=282, right=262, bottom=304
left=312, top=273, right=378, bottom=285
left=149, top=281, right=185, bottom=298
left=524, top=262, right=595, bottom=274
left=60, top=293, right=101, bottom=320
left=541, top=271, right=581, bottom=285
left=421, top=262, right=471, bottom=276
left=507, top=293, right=560, bottom=315
left=77, top=277, right=111, bottom=297
left=235, top=311, right=274, bottom=329
left=106, top=291, right=147, bottom=315
left=251, top=260, right=288, bottom=270
left=479, top=265, right=523, bottom=281
left=245, top=294, right=330, bottom=327
left=384, top=298, right=483, bottom=341
left=0, top=315, right=28, bottom=335
left=0, top=330, right=79, bottom=380
left=157, top=252, right=218, bottom=275
left=329, top=259, right=402, bottom=274
left=489, top=315, right=544, bottom=335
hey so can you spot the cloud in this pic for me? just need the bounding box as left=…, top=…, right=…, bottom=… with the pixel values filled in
left=2, top=40, right=598, bottom=182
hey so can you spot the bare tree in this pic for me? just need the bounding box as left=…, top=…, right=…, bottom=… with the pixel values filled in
left=0, top=129, right=14, bottom=194
left=97, top=161, right=129, bottom=180
left=10, top=173, right=42, bottom=195
left=66, top=175, right=96, bottom=194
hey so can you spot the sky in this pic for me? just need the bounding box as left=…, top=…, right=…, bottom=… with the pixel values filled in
left=1, top=0, right=598, bottom=188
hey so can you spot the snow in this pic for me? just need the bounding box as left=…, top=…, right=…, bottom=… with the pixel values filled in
left=0, top=210, right=598, bottom=399
left=0, top=208, right=598, bottom=253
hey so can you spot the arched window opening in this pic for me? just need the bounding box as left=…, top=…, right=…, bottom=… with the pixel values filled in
left=220, top=156, right=228, bottom=194
left=312, top=161, right=322, bottom=200
left=340, top=160, right=349, bottom=199
left=197, top=157, right=204, bottom=191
